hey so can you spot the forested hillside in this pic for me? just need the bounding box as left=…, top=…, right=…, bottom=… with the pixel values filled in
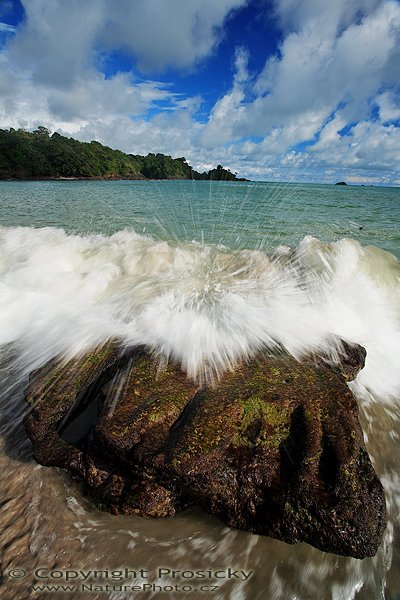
left=0, top=128, right=247, bottom=181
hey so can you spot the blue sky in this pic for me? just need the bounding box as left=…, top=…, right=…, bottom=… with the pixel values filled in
left=0, top=0, right=399, bottom=184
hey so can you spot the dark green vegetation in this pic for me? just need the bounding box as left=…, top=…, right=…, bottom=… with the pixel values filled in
left=24, top=339, right=386, bottom=558
left=0, top=127, right=247, bottom=181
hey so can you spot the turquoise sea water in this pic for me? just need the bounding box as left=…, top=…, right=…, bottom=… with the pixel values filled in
left=0, top=180, right=399, bottom=257
left=0, top=180, right=400, bottom=600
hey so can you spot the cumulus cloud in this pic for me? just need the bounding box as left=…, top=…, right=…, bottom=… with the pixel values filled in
left=0, top=0, right=247, bottom=150
left=103, top=0, right=248, bottom=72
left=7, top=0, right=247, bottom=86
left=311, top=118, right=400, bottom=171
left=377, top=91, right=400, bottom=122
left=71, top=109, right=204, bottom=161
left=0, top=0, right=399, bottom=183
left=273, top=0, right=382, bottom=35
left=242, top=0, right=400, bottom=133
left=0, top=0, right=240, bottom=132
left=47, top=76, right=173, bottom=122
left=200, top=46, right=249, bottom=148
left=0, top=57, right=177, bottom=134
left=199, top=0, right=400, bottom=180
left=8, top=0, right=101, bottom=88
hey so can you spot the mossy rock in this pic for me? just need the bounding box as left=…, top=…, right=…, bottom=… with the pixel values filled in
left=24, top=339, right=385, bottom=559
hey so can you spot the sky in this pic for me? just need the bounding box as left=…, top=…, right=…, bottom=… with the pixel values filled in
left=0, top=0, right=399, bottom=184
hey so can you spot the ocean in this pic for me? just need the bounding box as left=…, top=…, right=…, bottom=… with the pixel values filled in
left=0, top=179, right=399, bottom=599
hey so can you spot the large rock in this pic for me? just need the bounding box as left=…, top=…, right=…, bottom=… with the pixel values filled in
left=24, top=340, right=386, bottom=558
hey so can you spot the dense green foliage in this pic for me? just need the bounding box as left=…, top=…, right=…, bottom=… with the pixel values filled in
left=0, top=128, right=247, bottom=181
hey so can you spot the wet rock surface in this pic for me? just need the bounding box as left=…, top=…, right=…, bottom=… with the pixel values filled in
left=24, top=339, right=386, bottom=558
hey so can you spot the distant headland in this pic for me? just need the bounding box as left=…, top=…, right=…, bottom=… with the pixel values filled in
left=0, top=127, right=249, bottom=182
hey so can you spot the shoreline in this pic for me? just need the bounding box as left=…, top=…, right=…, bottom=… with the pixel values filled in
left=0, top=175, right=250, bottom=182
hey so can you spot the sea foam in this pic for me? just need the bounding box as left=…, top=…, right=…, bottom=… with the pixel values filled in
left=0, top=225, right=399, bottom=396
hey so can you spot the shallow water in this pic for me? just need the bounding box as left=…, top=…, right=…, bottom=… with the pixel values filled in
left=0, top=180, right=400, bottom=599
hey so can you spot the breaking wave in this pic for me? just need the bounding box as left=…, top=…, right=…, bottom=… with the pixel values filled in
left=0, top=225, right=399, bottom=395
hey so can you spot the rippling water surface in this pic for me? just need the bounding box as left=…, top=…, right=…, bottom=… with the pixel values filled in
left=0, top=180, right=399, bottom=599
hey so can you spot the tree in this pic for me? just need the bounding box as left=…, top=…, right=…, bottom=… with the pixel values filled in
left=33, top=126, right=50, bottom=136
left=0, top=128, right=247, bottom=181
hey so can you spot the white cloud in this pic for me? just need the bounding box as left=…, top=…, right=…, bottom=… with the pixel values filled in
left=377, top=91, right=400, bottom=121
left=71, top=109, right=204, bottom=161
left=103, top=0, right=248, bottom=72
left=9, top=0, right=102, bottom=88
left=0, top=55, right=179, bottom=133
left=273, top=0, right=381, bottom=35
left=200, top=47, right=249, bottom=147
left=246, top=0, right=400, bottom=131
left=0, top=0, right=399, bottom=184
left=198, top=0, right=400, bottom=180
left=312, top=119, right=400, bottom=170
left=47, top=75, right=174, bottom=121
left=1, top=0, right=237, bottom=134
left=8, top=0, right=247, bottom=87
left=0, top=22, right=15, bottom=33
left=0, top=0, right=247, bottom=152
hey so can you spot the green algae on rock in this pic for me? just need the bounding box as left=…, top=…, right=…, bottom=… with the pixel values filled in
left=24, top=340, right=386, bottom=559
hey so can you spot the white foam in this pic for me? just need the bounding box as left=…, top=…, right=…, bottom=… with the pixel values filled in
left=0, top=226, right=399, bottom=394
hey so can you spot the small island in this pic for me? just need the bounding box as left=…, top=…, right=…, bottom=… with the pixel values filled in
left=0, top=127, right=248, bottom=182
left=335, top=181, right=348, bottom=185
